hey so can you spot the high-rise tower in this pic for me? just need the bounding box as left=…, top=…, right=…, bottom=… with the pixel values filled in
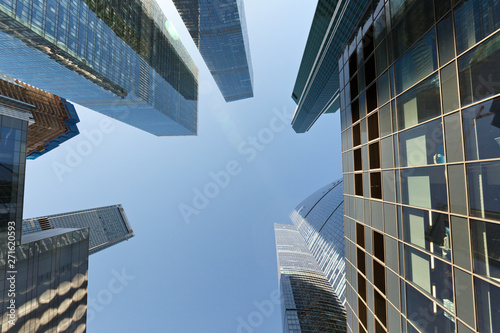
left=336, top=1, right=500, bottom=332
left=23, top=205, right=134, bottom=255
left=0, top=0, right=198, bottom=136
left=289, top=180, right=346, bottom=305
left=0, top=91, right=89, bottom=332
left=291, top=0, right=369, bottom=133
left=172, top=0, right=254, bottom=102
left=275, top=223, right=346, bottom=332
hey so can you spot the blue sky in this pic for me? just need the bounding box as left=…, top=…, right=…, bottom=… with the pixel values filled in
left=23, top=1, right=342, bottom=332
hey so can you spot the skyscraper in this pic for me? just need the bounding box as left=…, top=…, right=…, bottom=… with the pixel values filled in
left=0, top=74, right=80, bottom=160
left=1, top=227, right=90, bottom=332
left=289, top=179, right=346, bottom=305
left=0, top=91, right=89, bottom=332
left=172, top=0, right=254, bottom=102
left=23, top=204, right=134, bottom=255
left=0, top=0, right=198, bottom=136
left=335, top=0, right=500, bottom=332
left=291, top=0, right=369, bottom=133
left=275, top=223, right=347, bottom=333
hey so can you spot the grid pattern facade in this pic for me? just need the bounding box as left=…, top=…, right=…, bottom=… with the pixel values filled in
left=0, top=228, right=89, bottom=332
left=275, top=223, right=347, bottom=333
left=292, top=0, right=338, bottom=104
left=22, top=204, right=134, bottom=255
left=338, top=1, right=500, bottom=332
left=289, top=180, right=347, bottom=305
left=0, top=0, right=198, bottom=136
left=173, top=0, right=254, bottom=102
left=291, top=0, right=370, bottom=133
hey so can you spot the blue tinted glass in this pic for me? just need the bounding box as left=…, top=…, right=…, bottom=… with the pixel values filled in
left=406, top=284, right=455, bottom=333
left=474, top=277, right=500, bottom=332
left=395, top=29, right=438, bottom=94
left=462, top=97, right=500, bottom=161
left=467, top=161, right=500, bottom=221
left=458, top=31, right=500, bottom=107
left=455, top=0, right=500, bottom=54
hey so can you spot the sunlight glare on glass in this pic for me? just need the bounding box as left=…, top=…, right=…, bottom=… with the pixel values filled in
left=165, top=20, right=179, bottom=40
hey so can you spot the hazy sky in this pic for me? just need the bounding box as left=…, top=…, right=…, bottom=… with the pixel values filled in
left=23, top=1, right=342, bottom=332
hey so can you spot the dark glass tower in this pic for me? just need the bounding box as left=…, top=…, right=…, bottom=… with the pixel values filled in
left=291, top=0, right=369, bottom=133
left=289, top=179, right=346, bottom=305
left=0, top=0, right=198, bottom=136
left=22, top=204, right=134, bottom=255
left=172, top=0, right=254, bottom=102
left=0, top=93, right=90, bottom=331
left=336, top=0, right=500, bottom=332
left=275, top=223, right=347, bottom=333
left=1, top=227, right=90, bottom=332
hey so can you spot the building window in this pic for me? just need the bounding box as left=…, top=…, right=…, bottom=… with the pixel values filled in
left=401, top=166, right=447, bottom=211
left=467, top=161, right=500, bottom=221
left=470, top=219, right=500, bottom=282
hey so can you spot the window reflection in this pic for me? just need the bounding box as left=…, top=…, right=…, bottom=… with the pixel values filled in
left=399, top=119, right=444, bottom=167
left=401, top=166, right=448, bottom=211
left=406, top=284, right=455, bottom=333
left=395, top=29, right=438, bottom=94
left=471, top=219, right=500, bottom=283
left=454, top=0, right=500, bottom=54
left=467, top=161, right=500, bottom=221
left=474, top=277, right=500, bottom=332
left=405, top=246, right=454, bottom=307
left=458, top=31, right=500, bottom=106
left=462, top=97, right=500, bottom=161
left=403, top=207, right=451, bottom=260
left=396, top=73, right=441, bottom=131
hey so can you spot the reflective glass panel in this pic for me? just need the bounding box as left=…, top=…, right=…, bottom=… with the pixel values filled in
left=399, top=119, right=444, bottom=167
left=405, top=246, right=454, bottom=306
left=401, top=166, right=448, bottom=211
left=471, top=219, right=500, bottom=282
left=397, top=73, right=441, bottom=131
left=462, top=97, right=500, bottom=161
left=403, top=207, right=451, bottom=260
left=467, top=161, right=500, bottom=221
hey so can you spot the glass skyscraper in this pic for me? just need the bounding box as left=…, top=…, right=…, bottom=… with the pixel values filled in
left=275, top=223, right=347, bottom=333
left=23, top=204, right=134, bottom=255
left=0, top=94, right=89, bottom=331
left=0, top=0, right=198, bottom=136
left=289, top=179, right=346, bottom=305
left=336, top=0, right=500, bottom=332
left=1, top=227, right=90, bottom=332
left=172, top=0, right=254, bottom=102
left=291, top=0, right=369, bottom=133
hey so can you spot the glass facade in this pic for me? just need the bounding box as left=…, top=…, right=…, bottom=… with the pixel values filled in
left=22, top=204, right=134, bottom=255
left=292, top=0, right=338, bottom=103
left=338, top=1, right=500, bottom=332
left=275, top=223, right=347, bottom=333
left=0, top=227, right=89, bottom=332
left=0, top=112, right=28, bottom=247
left=291, top=0, right=370, bottom=133
left=0, top=0, right=198, bottom=136
left=172, top=0, right=253, bottom=102
left=289, top=179, right=346, bottom=305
